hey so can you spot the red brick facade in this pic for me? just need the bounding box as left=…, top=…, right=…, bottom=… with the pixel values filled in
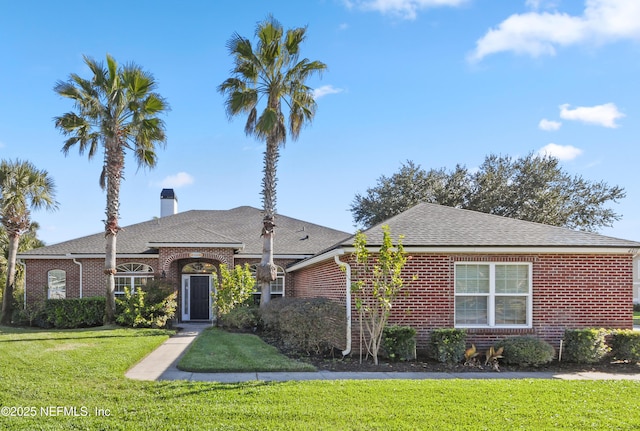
left=291, top=252, right=634, bottom=350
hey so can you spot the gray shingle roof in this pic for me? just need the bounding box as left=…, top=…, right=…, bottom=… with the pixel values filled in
left=341, top=203, right=640, bottom=249
left=20, top=206, right=352, bottom=257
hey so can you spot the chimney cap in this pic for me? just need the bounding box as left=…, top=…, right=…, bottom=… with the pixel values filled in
left=160, top=188, right=176, bottom=200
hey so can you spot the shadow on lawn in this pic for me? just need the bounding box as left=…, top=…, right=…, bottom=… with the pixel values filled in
left=0, top=325, right=174, bottom=343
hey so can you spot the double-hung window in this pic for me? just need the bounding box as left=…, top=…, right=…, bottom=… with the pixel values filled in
left=48, top=269, right=66, bottom=299
left=455, top=263, right=532, bottom=328
left=114, top=263, right=154, bottom=296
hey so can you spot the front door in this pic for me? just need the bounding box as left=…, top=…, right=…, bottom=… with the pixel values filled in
left=189, top=275, right=210, bottom=320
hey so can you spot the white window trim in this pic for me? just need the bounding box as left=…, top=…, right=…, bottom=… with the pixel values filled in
left=47, top=269, right=67, bottom=299
left=114, top=263, right=154, bottom=296
left=454, top=262, right=533, bottom=329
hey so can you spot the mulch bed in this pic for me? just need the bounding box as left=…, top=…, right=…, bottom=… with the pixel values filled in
left=260, top=335, right=640, bottom=374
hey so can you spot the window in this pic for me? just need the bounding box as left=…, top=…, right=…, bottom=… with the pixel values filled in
left=250, top=265, right=285, bottom=304
left=114, top=263, right=154, bottom=296
left=48, top=270, right=66, bottom=299
left=455, top=263, right=531, bottom=328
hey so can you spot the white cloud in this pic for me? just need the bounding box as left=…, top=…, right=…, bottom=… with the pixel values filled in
left=538, top=143, right=583, bottom=160
left=158, top=172, right=194, bottom=188
left=470, top=0, right=640, bottom=62
left=538, top=118, right=562, bottom=131
left=313, top=85, right=344, bottom=99
left=559, top=102, right=625, bottom=128
left=344, top=0, right=468, bottom=20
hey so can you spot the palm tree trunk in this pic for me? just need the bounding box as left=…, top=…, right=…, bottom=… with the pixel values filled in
left=256, top=134, right=280, bottom=307
left=103, top=139, right=123, bottom=324
left=1, top=233, right=20, bottom=325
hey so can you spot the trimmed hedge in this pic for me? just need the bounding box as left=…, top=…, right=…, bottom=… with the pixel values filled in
left=496, top=336, right=555, bottom=367
left=382, top=325, right=416, bottom=361
left=562, top=328, right=609, bottom=364
left=260, top=297, right=346, bottom=354
left=429, top=329, right=467, bottom=364
left=39, top=297, right=105, bottom=329
left=609, top=330, right=640, bottom=362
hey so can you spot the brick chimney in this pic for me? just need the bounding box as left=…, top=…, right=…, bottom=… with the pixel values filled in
left=160, top=189, right=178, bottom=217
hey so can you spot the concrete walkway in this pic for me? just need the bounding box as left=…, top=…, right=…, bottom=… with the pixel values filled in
left=125, top=323, right=640, bottom=383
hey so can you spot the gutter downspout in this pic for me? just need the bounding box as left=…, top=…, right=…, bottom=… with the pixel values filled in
left=71, top=256, right=83, bottom=299
left=334, top=254, right=352, bottom=357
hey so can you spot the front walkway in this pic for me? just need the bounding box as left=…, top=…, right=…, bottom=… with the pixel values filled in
left=125, top=323, right=640, bottom=383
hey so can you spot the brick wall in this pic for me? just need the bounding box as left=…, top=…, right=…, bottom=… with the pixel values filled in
left=25, top=257, right=157, bottom=303
left=292, top=252, right=634, bottom=351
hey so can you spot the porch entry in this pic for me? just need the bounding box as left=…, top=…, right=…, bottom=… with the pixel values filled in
left=181, top=273, right=214, bottom=321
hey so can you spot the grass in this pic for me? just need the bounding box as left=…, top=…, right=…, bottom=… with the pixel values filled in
left=0, top=325, right=639, bottom=430
left=634, top=311, right=640, bottom=325
left=177, top=327, right=316, bottom=372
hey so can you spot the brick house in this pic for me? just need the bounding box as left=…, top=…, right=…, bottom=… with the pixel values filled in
left=18, top=189, right=350, bottom=321
left=287, top=203, right=640, bottom=351
left=18, top=193, right=640, bottom=351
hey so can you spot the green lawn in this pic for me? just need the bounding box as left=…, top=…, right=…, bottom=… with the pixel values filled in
left=634, top=311, right=640, bottom=325
left=1, top=326, right=640, bottom=430
left=178, top=327, right=316, bottom=372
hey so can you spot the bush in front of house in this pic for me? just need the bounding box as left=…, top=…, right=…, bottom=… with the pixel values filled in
left=218, top=304, right=261, bottom=331
left=260, top=297, right=346, bottom=355
left=115, top=280, right=177, bottom=329
left=562, top=328, right=610, bottom=364
left=382, top=325, right=417, bottom=361
left=428, top=328, right=467, bottom=364
left=608, top=330, right=640, bottom=362
left=496, top=336, right=555, bottom=367
left=36, top=297, right=105, bottom=328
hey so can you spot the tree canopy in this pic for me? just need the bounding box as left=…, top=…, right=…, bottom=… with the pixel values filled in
left=54, top=54, right=169, bottom=323
left=351, top=154, right=625, bottom=232
left=218, top=16, right=326, bottom=307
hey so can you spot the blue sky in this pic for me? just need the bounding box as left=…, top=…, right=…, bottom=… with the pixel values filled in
left=1, top=0, right=639, bottom=245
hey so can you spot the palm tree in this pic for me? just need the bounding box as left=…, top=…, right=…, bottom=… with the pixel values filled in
left=0, top=160, right=57, bottom=325
left=219, top=16, right=326, bottom=307
left=54, top=54, right=168, bottom=324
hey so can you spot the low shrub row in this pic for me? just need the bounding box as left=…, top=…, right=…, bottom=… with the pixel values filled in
left=563, top=328, right=640, bottom=363
left=428, top=329, right=556, bottom=367
left=13, top=297, right=106, bottom=329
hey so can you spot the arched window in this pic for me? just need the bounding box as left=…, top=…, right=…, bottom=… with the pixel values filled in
left=181, top=262, right=217, bottom=274
left=249, top=265, right=285, bottom=303
left=48, top=269, right=66, bottom=299
left=115, top=263, right=154, bottom=296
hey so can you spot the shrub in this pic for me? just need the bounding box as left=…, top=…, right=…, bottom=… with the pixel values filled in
left=260, top=297, right=346, bottom=355
left=382, top=325, right=416, bottom=361
left=496, top=336, right=555, bottom=367
left=36, top=297, right=105, bottom=329
left=218, top=304, right=260, bottom=331
left=633, top=303, right=640, bottom=313
left=428, top=329, right=467, bottom=364
left=562, top=329, right=609, bottom=364
left=609, top=330, right=640, bottom=362
left=12, top=301, right=46, bottom=327
left=115, top=280, right=177, bottom=329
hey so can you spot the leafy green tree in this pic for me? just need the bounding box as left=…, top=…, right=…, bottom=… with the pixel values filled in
left=54, top=54, right=168, bottom=324
left=219, top=16, right=326, bottom=307
left=0, top=160, right=57, bottom=324
left=351, top=154, right=625, bottom=232
left=212, top=263, right=255, bottom=323
left=351, top=226, right=415, bottom=365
